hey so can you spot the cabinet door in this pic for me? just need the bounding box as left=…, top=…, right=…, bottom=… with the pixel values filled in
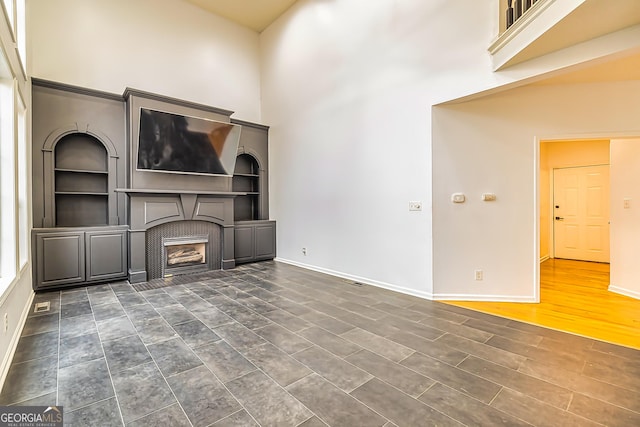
left=35, top=231, right=85, bottom=289
left=255, top=223, right=276, bottom=260
left=234, top=225, right=255, bottom=263
left=86, top=229, right=127, bottom=282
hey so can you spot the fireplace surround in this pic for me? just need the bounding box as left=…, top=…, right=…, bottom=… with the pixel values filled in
left=149, top=227, right=214, bottom=279
left=122, top=189, right=239, bottom=283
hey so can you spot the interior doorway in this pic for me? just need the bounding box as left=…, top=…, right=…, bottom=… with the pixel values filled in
left=552, top=165, right=610, bottom=263
left=539, top=139, right=610, bottom=263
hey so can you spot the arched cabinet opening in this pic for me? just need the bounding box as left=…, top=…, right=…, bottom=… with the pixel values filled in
left=54, top=133, right=109, bottom=226
left=233, top=153, right=260, bottom=221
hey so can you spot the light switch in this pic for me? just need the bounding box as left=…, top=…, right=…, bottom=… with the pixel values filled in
left=482, top=193, right=496, bottom=201
left=451, top=193, right=465, bottom=203
left=624, top=198, right=631, bottom=209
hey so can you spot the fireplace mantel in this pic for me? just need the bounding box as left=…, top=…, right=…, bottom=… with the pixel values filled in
left=116, top=188, right=246, bottom=196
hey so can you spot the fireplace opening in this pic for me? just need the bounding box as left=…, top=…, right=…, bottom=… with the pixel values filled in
left=163, top=235, right=208, bottom=277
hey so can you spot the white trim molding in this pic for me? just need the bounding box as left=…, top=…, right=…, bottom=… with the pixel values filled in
left=0, top=290, right=33, bottom=390
left=275, top=257, right=435, bottom=301
left=608, top=285, right=640, bottom=301
left=432, top=294, right=538, bottom=303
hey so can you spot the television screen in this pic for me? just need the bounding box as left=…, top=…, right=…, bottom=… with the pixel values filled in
left=137, top=108, right=241, bottom=176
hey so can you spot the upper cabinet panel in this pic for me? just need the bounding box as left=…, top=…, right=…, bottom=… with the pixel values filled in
left=490, top=0, right=640, bottom=70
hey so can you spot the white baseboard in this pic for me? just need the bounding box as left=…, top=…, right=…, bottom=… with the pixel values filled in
left=432, top=293, right=538, bottom=302
left=540, top=255, right=550, bottom=263
left=274, top=257, right=435, bottom=300
left=608, top=284, right=640, bottom=300
left=0, top=291, right=34, bottom=390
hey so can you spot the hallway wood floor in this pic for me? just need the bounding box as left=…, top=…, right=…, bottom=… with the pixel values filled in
left=445, top=258, right=640, bottom=350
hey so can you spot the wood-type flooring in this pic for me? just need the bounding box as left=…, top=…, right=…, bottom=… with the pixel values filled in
left=446, top=258, right=640, bottom=350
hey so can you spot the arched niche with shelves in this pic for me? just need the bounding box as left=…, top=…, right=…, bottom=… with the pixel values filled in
left=230, top=119, right=275, bottom=264
left=54, top=133, right=109, bottom=226
left=231, top=118, right=270, bottom=222
left=233, top=153, right=261, bottom=221
left=42, top=124, right=120, bottom=228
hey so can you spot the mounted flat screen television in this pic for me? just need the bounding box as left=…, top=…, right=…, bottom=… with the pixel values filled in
left=137, top=108, right=241, bottom=176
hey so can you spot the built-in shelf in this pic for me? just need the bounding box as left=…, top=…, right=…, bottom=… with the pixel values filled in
left=55, top=168, right=108, bottom=174
left=55, top=192, right=109, bottom=196
left=233, top=153, right=260, bottom=221
left=54, top=133, right=109, bottom=227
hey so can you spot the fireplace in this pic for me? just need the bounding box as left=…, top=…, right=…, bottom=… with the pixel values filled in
left=120, top=190, right=238, bottom=283
left=163, top=236, right=208, bottom=277
left=144, top=219, right=222, bottom=280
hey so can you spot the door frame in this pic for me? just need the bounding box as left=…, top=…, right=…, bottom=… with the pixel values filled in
left=536, top=132, right=638, bottom=302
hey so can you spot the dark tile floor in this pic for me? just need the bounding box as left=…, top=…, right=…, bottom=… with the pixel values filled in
left=1, top=261, right=639, bottom=426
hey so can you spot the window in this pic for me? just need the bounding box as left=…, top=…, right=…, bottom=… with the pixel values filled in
left=17, top=89, right=27, bottom=268
left=0, top=0, right=27, bottom=294
left=0, top=73, right=16, bottom=289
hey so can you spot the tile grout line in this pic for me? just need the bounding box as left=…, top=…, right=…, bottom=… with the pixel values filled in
left=180, top=282, right=333, bottom=426
left=11, top=262, right=640, bottom=427
left=86, top=287, right=127, bottom=427
left=55, top=291, right=61, bottom=408
left=129, top=285, right=196, bottom=427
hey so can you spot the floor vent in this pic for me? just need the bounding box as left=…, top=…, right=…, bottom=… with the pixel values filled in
left=34, top=301, right=51, bottom=313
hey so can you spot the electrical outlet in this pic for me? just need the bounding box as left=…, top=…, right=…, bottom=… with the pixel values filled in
left=475, top=270, right=483, bottom=281
left=302, top=247, right=307, bottom=256
left=3, top=313, right=8, bottom=332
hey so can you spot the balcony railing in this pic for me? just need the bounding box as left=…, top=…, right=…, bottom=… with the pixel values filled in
left=506, top=0, right=540, bottom=29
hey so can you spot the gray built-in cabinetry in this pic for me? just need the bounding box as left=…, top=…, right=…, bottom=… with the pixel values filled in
left=234, top=221, right=276, bottom=263
left=31, top=79, right=274, bottom=290
left=231, top=119, right=276, bottom=264
left=32, top=80, right=128, bottom=290
left=34, top=227, right=128, bottom=289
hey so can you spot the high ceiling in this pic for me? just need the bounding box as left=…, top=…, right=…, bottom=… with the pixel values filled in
left=183, top=0, right=299, bottom=32
left=182, top=0, right=640, bottom=86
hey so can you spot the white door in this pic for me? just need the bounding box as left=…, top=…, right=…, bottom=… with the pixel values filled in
left=553, top=165, right=610, bottom=263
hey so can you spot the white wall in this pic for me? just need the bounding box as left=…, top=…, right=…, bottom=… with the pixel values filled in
left=610, top=138, right=640, bottom=299
left=27, top=0, right=262, bottom=121
left=259, top=0, right=500, bottom=298
left=432, top=81, right=640, bottom=300
left=259, top=0, right=640, bottom=298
